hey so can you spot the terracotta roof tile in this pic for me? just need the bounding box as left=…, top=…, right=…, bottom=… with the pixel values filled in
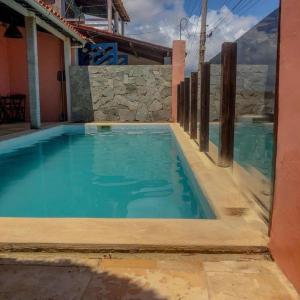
left=32, top=0, right=87, bottom=41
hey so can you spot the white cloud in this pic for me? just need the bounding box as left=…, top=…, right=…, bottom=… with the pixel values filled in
left=123, top=1, right=258, bottom=73
left=123, top=0, right=184, bottom=46
left=186, top=6, right=257, bottom=73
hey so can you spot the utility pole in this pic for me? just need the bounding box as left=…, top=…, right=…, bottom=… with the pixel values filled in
left=198, top=0, right=208, bottom=70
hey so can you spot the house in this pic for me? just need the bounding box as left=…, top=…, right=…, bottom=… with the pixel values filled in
left=42, top=1, right=173, bottom=66
left=44, top=0, right=130, bottom=34
left=0, top=0, right=86, bottom=128
left=0, top=0, right=184, bottom=127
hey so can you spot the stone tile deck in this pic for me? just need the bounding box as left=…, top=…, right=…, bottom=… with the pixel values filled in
left=0, top=252, right=298, bottom=300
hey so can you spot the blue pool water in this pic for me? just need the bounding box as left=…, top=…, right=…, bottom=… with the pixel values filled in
left=0, top=125, right=214, bottom=219
left=209, top=122, right=274, bottom=178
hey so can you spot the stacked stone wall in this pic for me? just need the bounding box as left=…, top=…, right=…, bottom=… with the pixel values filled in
left=198, top=64, right=275, bottom=121
left=70, top=65, right=172, bottom=122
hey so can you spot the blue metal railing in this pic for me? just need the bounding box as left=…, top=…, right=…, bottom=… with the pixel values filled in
left=79, top=43, right=128, bottom=66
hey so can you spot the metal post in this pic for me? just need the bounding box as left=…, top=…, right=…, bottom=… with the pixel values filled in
left=218, top=42, right=237, bottom=167
left=200, top=63, right=210, bottom=152
left=184, top=77, right=190, bottom=133
left=121, top=20, right=125, bottom=35
left=190, top=72, right=198, bottom=139
left=107, top=0, right=112, bottom=33
left=25, top=16, right=41, bottom=129
left=114, top=11, right=119, bottom=34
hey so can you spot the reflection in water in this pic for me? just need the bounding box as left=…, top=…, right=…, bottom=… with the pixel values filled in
left=0, top=126, right=214, bottom=219
left=209, top=122, right=273, bottom=179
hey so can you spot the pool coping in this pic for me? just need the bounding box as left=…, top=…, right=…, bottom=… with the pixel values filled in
left=0, top=123, right=268, bottom=253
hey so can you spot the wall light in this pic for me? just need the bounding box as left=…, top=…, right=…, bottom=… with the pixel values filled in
left=4, top=23, right=23, bottom=39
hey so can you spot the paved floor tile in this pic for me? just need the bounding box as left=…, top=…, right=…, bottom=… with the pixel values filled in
left=82, top=258, right=209, bottom=300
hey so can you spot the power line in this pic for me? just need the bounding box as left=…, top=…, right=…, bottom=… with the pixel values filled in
left=236, top=0, right=262, bottom=16
left=186, top=1, right=202, bottom=51
left=208, top=0, right=255, bottom=35
left=207, top=0, right=264, bottom=38
left=209, top=0, right=248, bottom=30
left=222, top=0, right=263, bottom=27
left=127, top=29, right=162, bottom=36
left=187, top=0, right=199, bottom=16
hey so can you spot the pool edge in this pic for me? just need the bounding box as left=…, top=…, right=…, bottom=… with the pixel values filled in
left=0, top=122, right=269, bottom=253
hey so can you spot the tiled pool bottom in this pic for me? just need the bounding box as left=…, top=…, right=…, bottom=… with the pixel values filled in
left=0, top=125, right=214, bottom=219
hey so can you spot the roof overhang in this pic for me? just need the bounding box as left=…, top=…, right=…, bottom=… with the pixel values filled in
left=0, top=0, right=86, bottom=45
left=76, top=25, right=172, bottom=64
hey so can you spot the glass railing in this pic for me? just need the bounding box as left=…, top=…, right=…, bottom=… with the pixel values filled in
left=233, top=7, right=279, bottom=221
left=208, top=63, right=221, bottom=162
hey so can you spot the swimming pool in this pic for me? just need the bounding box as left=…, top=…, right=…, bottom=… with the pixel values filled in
left=0, top=125, right=214, bottom=219
left=209, top=122, right=274, bottom=178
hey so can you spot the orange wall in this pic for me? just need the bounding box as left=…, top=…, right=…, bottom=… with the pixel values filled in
left=171, top=40, right=186, bottom=122
left=270, top=0, right=300, bottom=292
left=0, top=27, right=10, bottom=95
left=7, top=28, right=29, bottom=119
left=38, top=31, right=64, bottom=122
left=0, top=27, right=64, bottom=122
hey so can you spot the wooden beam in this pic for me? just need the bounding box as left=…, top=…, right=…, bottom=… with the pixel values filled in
left=177, top=84, right=181, bottom=123
left=184, top=77, right=190, bottom=133
left=190, top=72, right=198, bottom=140
left=87, top=39, right=164, bottom=62
left=129, top=42, right=139, bottom=58
left=200, top=63, right=210, bottom=152
left=218, top=42, right=237, bottom=167
left=180, top=81, right=185, bottom=127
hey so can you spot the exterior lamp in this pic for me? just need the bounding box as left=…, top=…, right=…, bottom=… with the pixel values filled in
left=4, top=23, right=23, bottom=39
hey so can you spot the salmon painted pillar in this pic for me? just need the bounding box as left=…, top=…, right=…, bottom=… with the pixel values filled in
left=270, top=0, right=300, bottom=292
left=171, top=40, right=186, bottom=122
left=25, top=16, right=41, bottom=129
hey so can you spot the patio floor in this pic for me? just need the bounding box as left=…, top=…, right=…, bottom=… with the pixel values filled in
left=0, top=123, right=298, bottom=298
left=0, top=123, right=61, bottom=140
left=0, top=252, right=298, bottom=300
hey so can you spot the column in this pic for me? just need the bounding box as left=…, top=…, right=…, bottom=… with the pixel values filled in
left=218, top=42, right=237, bottom=167
left=270, top=0, right=300, bottom=292
left=114, top=11, right=119, bottom=34
left=121, top=20, right=125, bottom=36
left=107, top=0, right=112, bottom=33
left=199, top=63, right=210, bottom=152
left=171, top=40, right=186, bottom=122
left=25, top=16, right=41, bottom=129
left=64, top=38, right=72, bottom=121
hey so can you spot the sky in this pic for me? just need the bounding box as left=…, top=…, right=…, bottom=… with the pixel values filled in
left=123, top=0, right=279, bottom=72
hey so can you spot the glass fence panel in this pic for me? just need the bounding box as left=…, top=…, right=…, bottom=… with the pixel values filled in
left=233, top=7, right=279, bottom=222
left=208, top=63, right=221, bottom=162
